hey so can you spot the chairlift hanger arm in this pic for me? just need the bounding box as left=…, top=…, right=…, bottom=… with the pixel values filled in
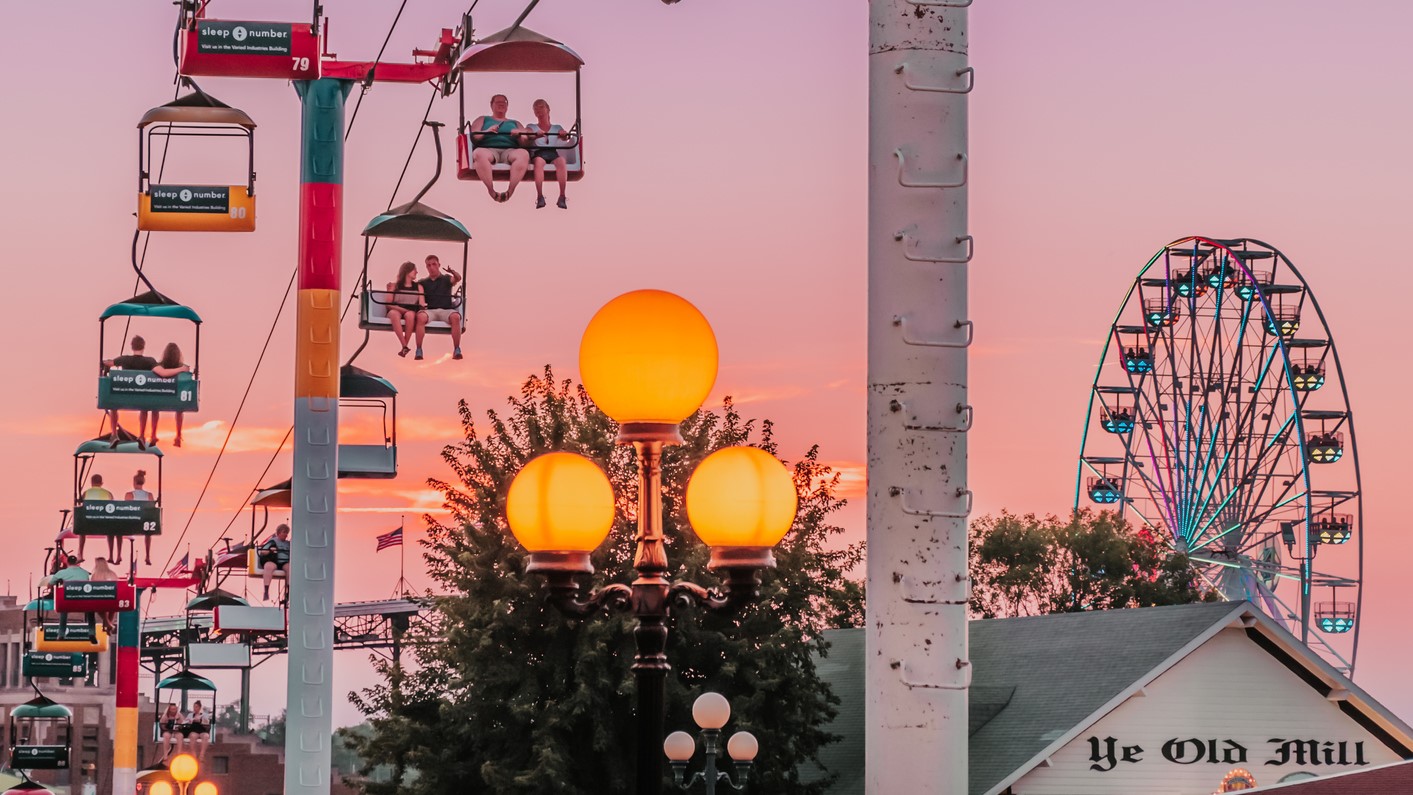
left=322, top=28, right=459, bottom=84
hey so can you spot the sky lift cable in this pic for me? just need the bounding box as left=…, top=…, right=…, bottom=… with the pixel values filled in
left=507, top=0, right=544, bottom=38
left=98, top=78, right=184, bottom=440
left=345, top=0, right=413, bottom=141
left=152, top=264, right=299, bottom=582
left=168, top=90, right=440, bottom=582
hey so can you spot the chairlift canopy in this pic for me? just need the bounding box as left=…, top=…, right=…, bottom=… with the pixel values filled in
left=341, top=365, right=398, bottom=398
left=74, top=435, right=164, bottom=457
left=138, top=91, right=256, bottom=130
left=12, top=697, right=72, bottom=720
left=156, top=670, right=217, bottom=692
left=362, top=201, right=471, bottom=242
left=100, top=291, right=202, bottom=323
left=252, top=479, right=292, bottom=508
left=186, top=589, right=249, bottom=611
left=456, top=26, right=585, bottom=73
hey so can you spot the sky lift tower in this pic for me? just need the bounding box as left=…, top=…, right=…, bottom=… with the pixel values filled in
left=174, top=4, right=459, bottom=794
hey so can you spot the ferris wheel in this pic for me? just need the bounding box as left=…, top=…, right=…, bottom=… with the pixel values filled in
left=1076, top=236, right=1363, bottom=675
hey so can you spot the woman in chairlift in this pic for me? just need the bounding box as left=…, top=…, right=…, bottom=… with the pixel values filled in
left=185, top=700, right=211, bottom=761
left=123, top=469, right=155, bottom=566
left=385, top=262, right=428, bottom=359
left=149, top=343, right=192, bottom=449
left=159, top=702, right=184, bottom=761
left=526, top=98, right=571, bottom=209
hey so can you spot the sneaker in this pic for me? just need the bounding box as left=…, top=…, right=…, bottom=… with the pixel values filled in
left=453, top=347, right=463, bottom=360
left=414, top=348, right=424, bottom=360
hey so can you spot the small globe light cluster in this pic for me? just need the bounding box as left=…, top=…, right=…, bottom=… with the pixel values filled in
left=663, top=692, right=759, bottom=793
left=143, top=753, right=216, bottom=795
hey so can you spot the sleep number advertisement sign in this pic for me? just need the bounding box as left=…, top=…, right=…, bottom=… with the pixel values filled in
left=197, top=21, right=294, bottom=56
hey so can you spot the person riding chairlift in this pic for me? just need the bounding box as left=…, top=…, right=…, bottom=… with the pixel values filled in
left=468, top=93, right=530, bottom=203
left=525, top=98, right=571, bottom=210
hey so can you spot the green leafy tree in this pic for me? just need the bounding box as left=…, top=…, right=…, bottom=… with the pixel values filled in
left=344, top=368, right=863, bottom=794
left=968, top=509, right=1217, bottom=618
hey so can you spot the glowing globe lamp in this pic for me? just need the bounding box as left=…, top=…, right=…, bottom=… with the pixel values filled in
left=692, top=691, right=731, bottom=730
left=507, top=452, right=616, bottom=574
left=193, top=782, right=219, bottom=795
left=686, top=446, right=798, bottom=570
left=727, top=731, right=759, bottom=762
left=148, top=783, right=175, bottom=795
left=579, top=290, right=718, bottom=442
left=663, top=730, right=696, bottom=762
left=169, top=754, right=199, bottom=784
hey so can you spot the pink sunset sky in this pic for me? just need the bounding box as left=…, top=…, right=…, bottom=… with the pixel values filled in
left=1, top=1, right=1411, bottom=727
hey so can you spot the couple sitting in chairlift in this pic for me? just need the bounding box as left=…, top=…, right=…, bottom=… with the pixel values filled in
left=385, top=255, right=463, bottom=362
left=468, top=94, right=573, bottom=208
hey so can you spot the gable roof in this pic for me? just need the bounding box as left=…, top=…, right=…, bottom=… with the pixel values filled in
left=969, top=601, right=1241, bottom=794
left=1253, top=759, right=1413, bottom=792
left=811, top=602, right=1413, bottom=795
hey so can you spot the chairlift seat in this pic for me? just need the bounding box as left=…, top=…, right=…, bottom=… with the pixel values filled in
left=339, top=365, right=398, bottom=479
left=33, top=625, right=109, bottom=654
left=138, top=91, right=257, bottom=232
left=73, top=500, right=161, bottom=537
left=213, top=604, right=287, bottom=634
left=339, top=445, right=397, bottom=479
left=360, top=289, right=463, bottom=335
left=456, top=134, right=584, bottom=183
left=246, top=548, right=288, bottom=579
left=359, top=200, right=471, bottom=336
left=455, top=25, right=587, bottom=184
left=9, top=696, right=73, bottom=772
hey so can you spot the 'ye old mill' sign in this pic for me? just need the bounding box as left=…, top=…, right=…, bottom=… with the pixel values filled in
left=1087, top=735, right=1369, bottom=772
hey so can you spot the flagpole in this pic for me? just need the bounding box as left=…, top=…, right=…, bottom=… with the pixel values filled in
left=399, top=515, right=405, bottom=597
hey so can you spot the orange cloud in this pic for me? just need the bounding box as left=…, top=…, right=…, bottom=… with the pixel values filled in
left=0, top=414, right=104, bottom=439
left=816, top=459, right=866, bottom=499
left=180, top=421, right=291, bottom=454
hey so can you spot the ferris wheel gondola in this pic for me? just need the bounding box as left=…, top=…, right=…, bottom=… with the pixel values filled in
left=1076, top=236, right=1364, bottom=674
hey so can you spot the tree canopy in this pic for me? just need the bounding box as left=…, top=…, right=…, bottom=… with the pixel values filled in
left=341, top=368, right=864, bottom=794
left=968, top=509, right=1217, bottom=618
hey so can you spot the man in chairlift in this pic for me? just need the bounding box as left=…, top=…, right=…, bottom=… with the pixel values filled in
left=418, top=255, right=464, bottom=361
left=468, top=93, right=530, bottom=204
left=102, top=335, right=158, bottom=449
left=258, top=523, right=291, bottom=602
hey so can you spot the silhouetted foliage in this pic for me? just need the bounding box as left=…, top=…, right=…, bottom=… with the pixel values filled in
left=968, top=509, right=1218, bottom=618
left=343, top=368, right=863, bottom=794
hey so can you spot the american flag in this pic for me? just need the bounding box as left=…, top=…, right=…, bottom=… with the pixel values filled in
left=167, top=553, right=191, bottom=577
left=375, top=528, right=404, bottom=552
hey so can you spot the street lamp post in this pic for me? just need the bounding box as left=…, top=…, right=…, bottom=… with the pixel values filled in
left=662, top=692, right=758, bottom=794
left=505, top=290, right=798, bottom=795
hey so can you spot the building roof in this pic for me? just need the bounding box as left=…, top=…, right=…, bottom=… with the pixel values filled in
left=812, top=602, right=1413, bottom=795
left=968, top=601, right=1240, bottom=795
left=1252, top=759, right=1413, bottom=793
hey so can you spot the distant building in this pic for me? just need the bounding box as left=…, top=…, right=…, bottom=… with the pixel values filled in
left=0, top=594, right=358, bottom=794
left=811, top=602, right=1413, bottom=795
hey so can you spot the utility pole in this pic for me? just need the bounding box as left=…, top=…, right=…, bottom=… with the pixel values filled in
left=866, top=0, right=971, bottom=792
